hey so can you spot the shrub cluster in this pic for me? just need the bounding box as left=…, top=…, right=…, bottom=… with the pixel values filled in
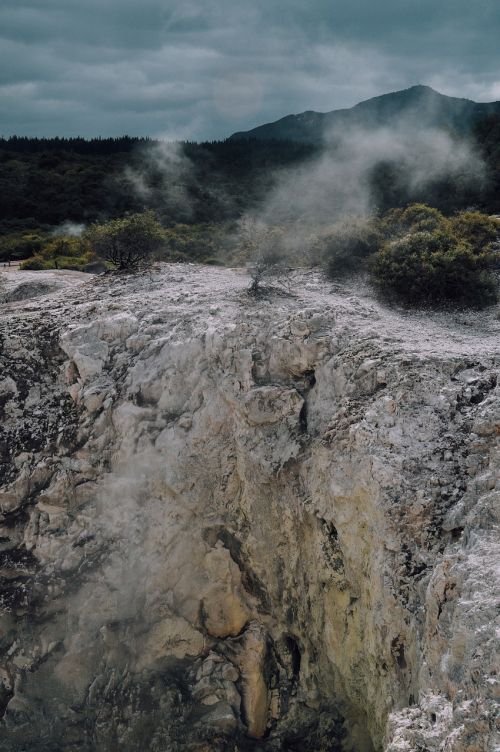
left=323, top=203, right=499, bottom=307
left=315, top=217, right=382, bottom=278
left=20, top=236, right=95, bottom=271
left=0, top=231, right=47, bottom=263
left=373, top=230, right=498, bottom=305
left=83, top=211, right=167, bottom=271
left=159, top=222, right=235, bottom=264
left=10, top=202, right=500, bottom=308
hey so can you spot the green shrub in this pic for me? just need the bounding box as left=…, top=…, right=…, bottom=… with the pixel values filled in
left=321, top=204, right=500, bottom=303
left=52, top=255, right=89, bottom=268
left=84, top=211, right=166, bottom=270
left=39, top=236, right=84, bottom=259
left=321, top=217, right=382, bottom=278
left=20, top=251, right=94, bottom=271
left=380, top=204, right=447, bottom=237
left=449, top=210, right=499, bottom=252
left=0, top=231, right=47, bottom=262
left=399, top=204, right=447, bottom=233
left=373, top=230, right=498, bottom=306
left=20, top=255, right=50, bottom=270
left=160, top=222, right=234, bottom=263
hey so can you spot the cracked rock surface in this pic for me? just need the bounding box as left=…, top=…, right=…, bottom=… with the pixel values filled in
left=0, top=265, right=498, bottom=751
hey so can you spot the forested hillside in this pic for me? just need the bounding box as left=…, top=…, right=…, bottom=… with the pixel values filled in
left=0, top=137, right=315, bottom=232
left=0, top=113, right=499, bottom=264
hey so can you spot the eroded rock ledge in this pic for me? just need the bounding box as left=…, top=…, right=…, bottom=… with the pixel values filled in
left=0, top=266, right=498, bottom=752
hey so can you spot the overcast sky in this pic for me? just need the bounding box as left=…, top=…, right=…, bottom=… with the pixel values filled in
left=1, top=0, right=499, bottom=141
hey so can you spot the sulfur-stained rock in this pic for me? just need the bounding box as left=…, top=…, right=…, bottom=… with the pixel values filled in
left=137, top=616, right=206, bottom=668
left=201, top=544, right=252, bottom=638
left=233, top=621, right=269, bottom=739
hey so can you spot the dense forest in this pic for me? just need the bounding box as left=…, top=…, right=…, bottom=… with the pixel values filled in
left=0, top=137, right=316, bottom=232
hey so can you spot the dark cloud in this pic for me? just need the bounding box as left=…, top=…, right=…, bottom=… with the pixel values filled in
left=0, top=0, right=499, bottom=139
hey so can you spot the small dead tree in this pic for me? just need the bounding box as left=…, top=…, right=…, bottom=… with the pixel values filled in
left=237, top=217, right=291, bottom=296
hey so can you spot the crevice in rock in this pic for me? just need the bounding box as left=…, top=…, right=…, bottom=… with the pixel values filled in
left=203, top=526, right=272, bottom=612
left=295, top=369, right=316, bottom=435
left=298, top=401, right=308, bottom=434
left=284, top=635, right=301, bottom=678
left=391, top=637, right=407, bottom=670
left=66, top=359, right=81, bottom=385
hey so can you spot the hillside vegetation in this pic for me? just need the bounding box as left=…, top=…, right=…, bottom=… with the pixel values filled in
left=1, top=108, right=499, bottom=247
left=324, top=204, right=500, bottom=306
left=1, top=88, right=499, bottom=308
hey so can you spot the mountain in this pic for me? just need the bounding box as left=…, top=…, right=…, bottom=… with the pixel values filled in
left=228, top=85, right=500, bottom=143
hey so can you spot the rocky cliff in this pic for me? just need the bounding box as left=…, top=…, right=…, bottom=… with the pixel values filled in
left=0, top=266, right=498, bottom=752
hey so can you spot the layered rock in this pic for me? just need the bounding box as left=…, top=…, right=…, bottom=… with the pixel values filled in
left=0, top=266, right=498, bottom=751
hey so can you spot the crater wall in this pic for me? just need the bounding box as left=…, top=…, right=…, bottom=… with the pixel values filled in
left=0, top=266, right=498, bottom=751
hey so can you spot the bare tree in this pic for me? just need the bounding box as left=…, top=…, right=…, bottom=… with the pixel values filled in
left=237, top=217, right=291, bottom=296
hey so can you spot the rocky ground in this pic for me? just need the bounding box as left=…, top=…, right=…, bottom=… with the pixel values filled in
left=0, top=264, right=498, bottom=751
left=0, top=267, right=89, bottom=305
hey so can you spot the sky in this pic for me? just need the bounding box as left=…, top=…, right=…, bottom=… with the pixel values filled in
left=1, top=0, right=499, bottom=141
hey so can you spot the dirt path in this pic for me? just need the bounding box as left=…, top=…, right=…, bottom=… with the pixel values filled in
left=1, top=260, right=22, bottom=272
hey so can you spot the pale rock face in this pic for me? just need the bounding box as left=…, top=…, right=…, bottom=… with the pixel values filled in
left=0, top=265, right=498, bottom=752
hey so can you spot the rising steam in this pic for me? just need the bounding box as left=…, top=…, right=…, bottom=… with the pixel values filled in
left=253, top=123, right=485, bottom=228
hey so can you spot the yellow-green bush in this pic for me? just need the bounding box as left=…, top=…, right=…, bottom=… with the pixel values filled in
left=0, top=231, right=47, bottom=262
left=160, top=222, right=235, bottom=263
left=20, top=255, right=50, bottom=270
left=20, top=235, right=96, bottom=270
left=321, top=203, right=499, bottom=306
left=320, top=216, right=382, bottom=278
left=84, top=211, right=166, bottom=270
left=449, top=211, right=500, bottom=252
left=373, top=229, right=498, bottom=306
left=381, top=204, right=447, bottom=236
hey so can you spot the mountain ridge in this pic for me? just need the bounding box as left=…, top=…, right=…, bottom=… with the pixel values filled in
left=228, top=85, right=500, bottom=143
